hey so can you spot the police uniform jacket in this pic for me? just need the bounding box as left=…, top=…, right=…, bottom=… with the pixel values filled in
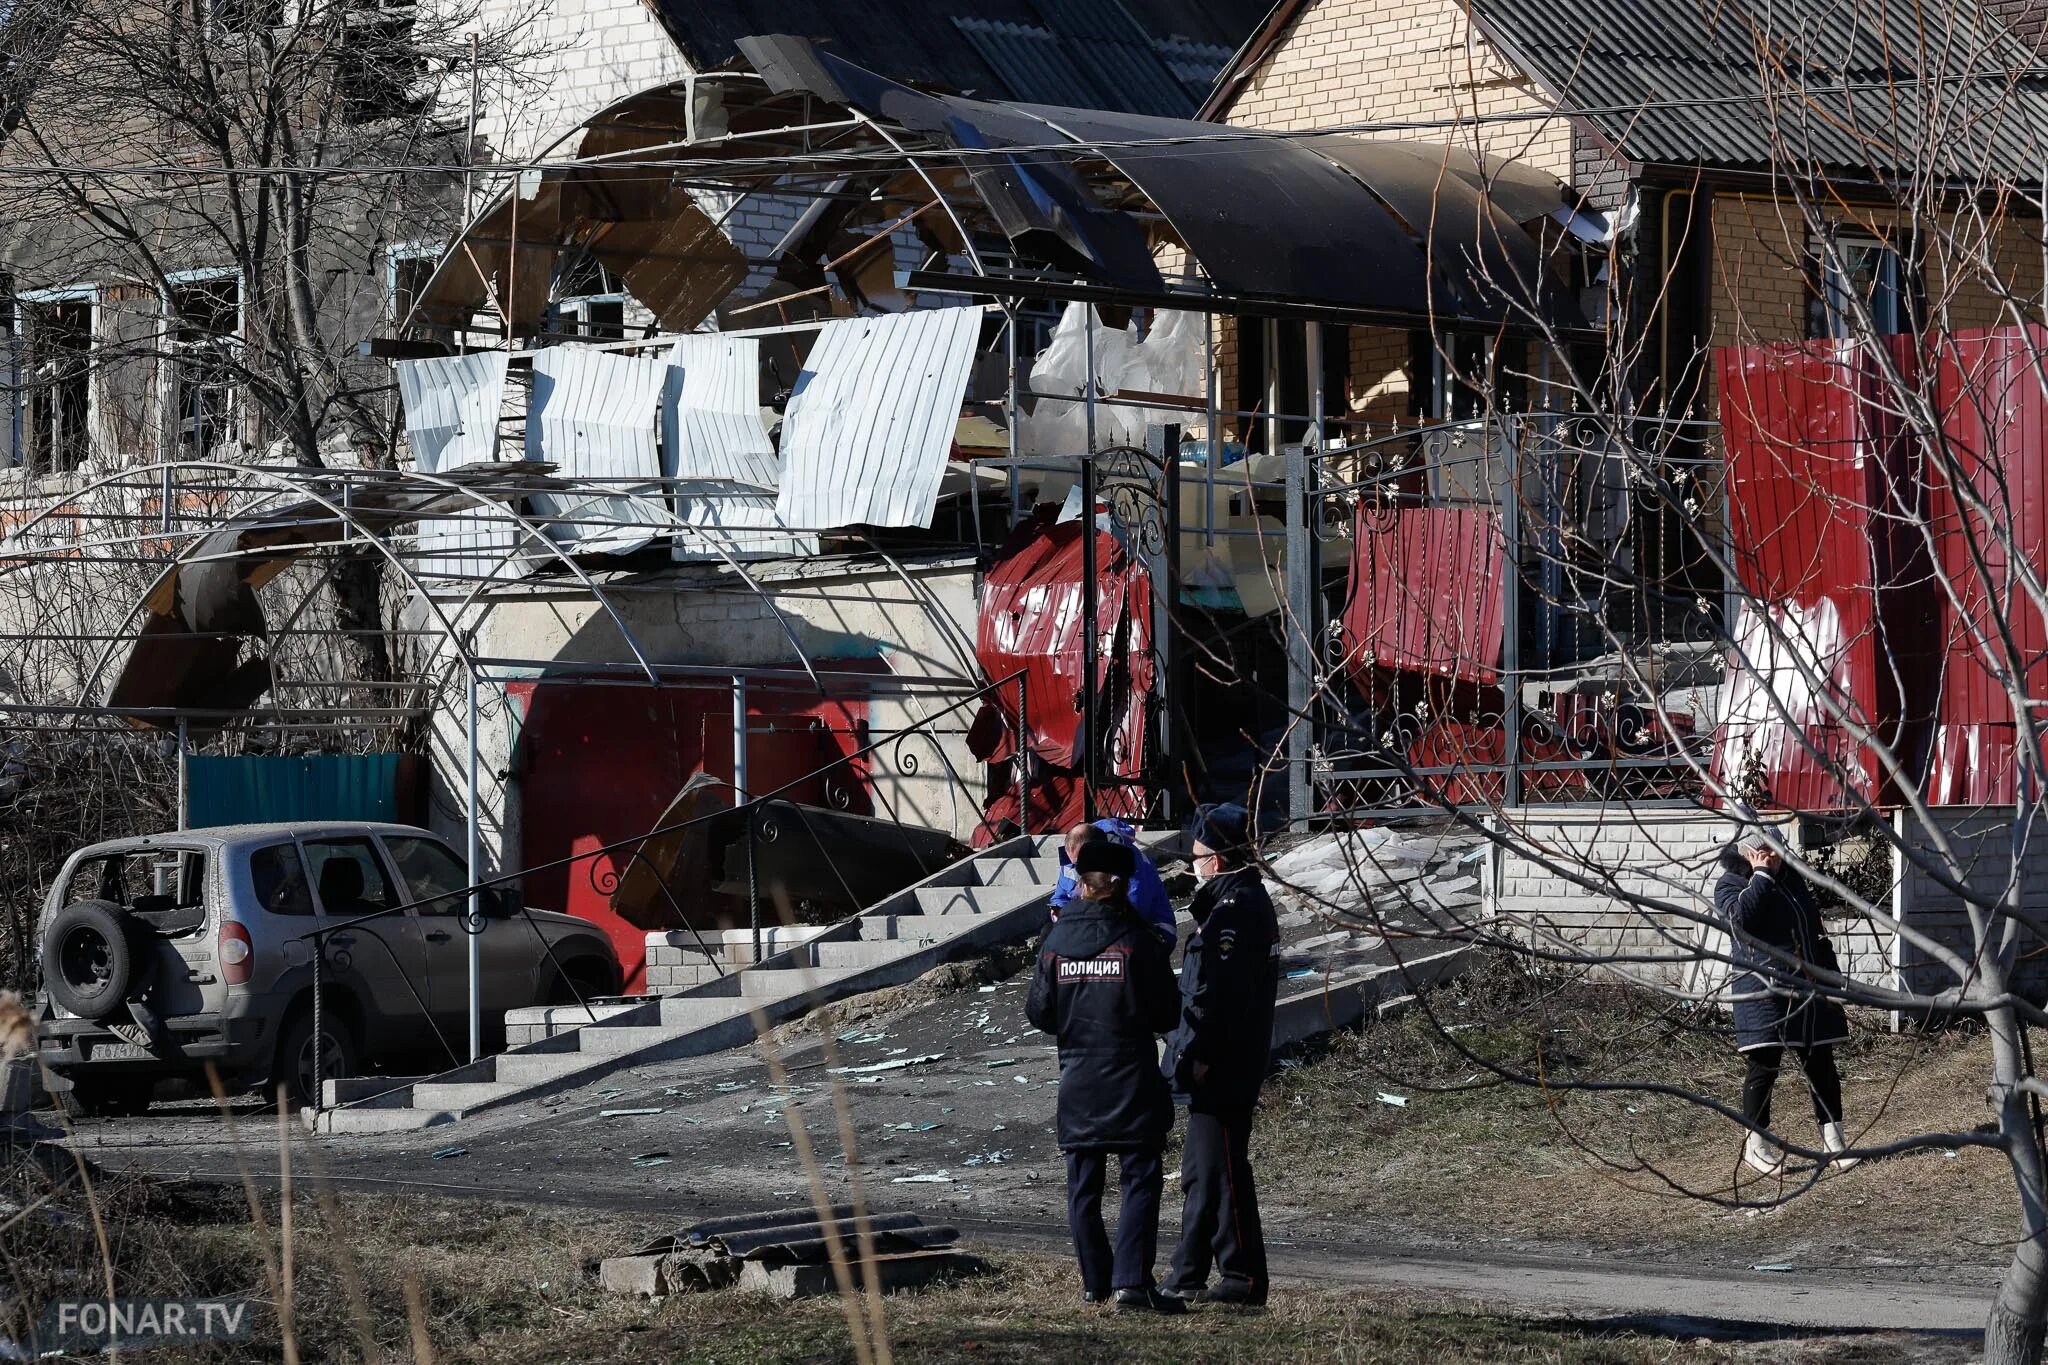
left=1161, top=866, right=1279, bottom=1108
left=1026, top=896, right=1180, bottom=1150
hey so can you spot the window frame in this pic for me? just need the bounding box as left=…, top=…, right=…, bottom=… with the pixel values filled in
left=15, top=283, right=99, bottom=475
left=162, top=267, right=244, bottom=460
left=380, top=832, right=471, bottom=917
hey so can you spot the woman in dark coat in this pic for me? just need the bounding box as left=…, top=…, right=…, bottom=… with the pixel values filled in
left=1714, top=838, right=1857, bottom=1174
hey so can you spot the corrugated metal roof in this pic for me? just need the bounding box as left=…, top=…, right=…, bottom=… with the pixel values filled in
left=1469, top=0, right=2048, bottom=177
left=639, top=0, right=1266, bottom=115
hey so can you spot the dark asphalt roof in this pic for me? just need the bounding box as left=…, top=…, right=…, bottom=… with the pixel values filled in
left=642, top=0, right=1255, bottom=117
left=1468, top=0, right=2048, bottom=179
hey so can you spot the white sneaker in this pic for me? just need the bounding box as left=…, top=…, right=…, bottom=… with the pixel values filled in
left=1744, top=1130, right=1784, bottom=1175
left=1821, top=1122, right=1861, bottom=1171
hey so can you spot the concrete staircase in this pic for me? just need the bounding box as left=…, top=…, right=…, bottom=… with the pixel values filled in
left=312, top=835, right=1060, bottom=1134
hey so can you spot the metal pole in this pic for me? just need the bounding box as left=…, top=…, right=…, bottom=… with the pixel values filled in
left=465, top=672, right=482, bottom=1063
left=1285, top=442, right=1315, bottom=829
left=1500, top=416, right=1524, bottom=809
left=175, top=718, right=188, bottom=830
left=1150, top=421, right=1181, bottom=822
left=1006, top=307, right=1023, bottom=530
left=311, top=937, right=324, bottom=1114
left=1016, top=671, right=1031, bottom=837
left=1081, top=310, right=1099, bottom=821
left=735, top=676, right=758, bottom=964
left=1205, top=312, right=1219, bottom=548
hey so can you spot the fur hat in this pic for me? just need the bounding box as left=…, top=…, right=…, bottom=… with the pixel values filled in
left=1074, top=839, right=1136, bottom=878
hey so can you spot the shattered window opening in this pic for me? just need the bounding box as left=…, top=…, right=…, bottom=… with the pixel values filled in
left=168, top=273, right=241, bottom=459
left=547, top=254, right=628, bottom=342
left=18, top=291, right=95, bottom=475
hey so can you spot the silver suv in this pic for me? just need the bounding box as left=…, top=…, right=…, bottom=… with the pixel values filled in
left=34, top=821, right=621, bottom=1114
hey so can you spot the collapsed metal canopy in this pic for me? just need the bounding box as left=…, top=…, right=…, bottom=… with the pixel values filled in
left=741, top=36, right=1583, bottom=326
left=407, top=37, right=1594, bottom=340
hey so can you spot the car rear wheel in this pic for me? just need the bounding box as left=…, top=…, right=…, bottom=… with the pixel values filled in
left=41, top=900, right=144, bottom=1021
left=274, top=1008, right=358, bottom=1110
left=55, top=1076, right=155, bottom=1119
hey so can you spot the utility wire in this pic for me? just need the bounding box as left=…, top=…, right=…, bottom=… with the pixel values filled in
left=3, top=67, right=2047, bottom=183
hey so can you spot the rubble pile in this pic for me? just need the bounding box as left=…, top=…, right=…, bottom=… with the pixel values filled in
left=599, top=1205, right=985, bottom=1300
left=1267, top=823, right=1486, bottom=932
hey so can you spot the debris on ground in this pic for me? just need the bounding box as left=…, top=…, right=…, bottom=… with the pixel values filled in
left=599, top=1206, right=984, bottom=1300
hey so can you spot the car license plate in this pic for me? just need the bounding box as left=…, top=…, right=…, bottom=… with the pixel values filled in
left=88, top=1041, right=154, bottom=1061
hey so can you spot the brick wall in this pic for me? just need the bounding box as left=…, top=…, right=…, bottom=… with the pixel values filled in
left=1487, top=805, right=1736, bottom=989
left=1893, top=809, right=2048, bottom=1005
left=1216, top=0, right=1573, bottom=181
left=1487, top=804, right=2048, bottom=1020
left=467, top=0, right=687, bottom=165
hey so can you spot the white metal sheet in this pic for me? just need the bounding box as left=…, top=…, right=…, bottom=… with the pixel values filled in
left=775, top=306, right=981, bottom=530
left=663, top=333, right=777, bottom=485
left=663, top=332, right=816, bottom=559
left=399, top=351, right=523, bottom=584
left=525, top=345, right=670, bottom=554
left=397, top=351, right=506, bottom=470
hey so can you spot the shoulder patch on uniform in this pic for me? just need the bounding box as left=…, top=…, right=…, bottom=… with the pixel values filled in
left=1058, top=956, right=1126, bottom=982
left=1215, top=928, right=1238, bottom=960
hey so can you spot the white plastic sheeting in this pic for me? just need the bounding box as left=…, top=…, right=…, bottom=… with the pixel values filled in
left=664, top=334, right=815, bottom=559
left=399, top=351, right=523, bottom=583
left=776, top=305, right=981, bottom=531
left=1019, top=304, right=1204, bottom=459
left=525, top=345, right=670, bottom=554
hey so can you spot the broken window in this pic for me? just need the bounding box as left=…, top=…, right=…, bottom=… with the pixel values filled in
left=1814, top=232, right=1919, bottom=338
left=18, top=292, right=94, bottom=474
left=204, top=0, right=285, bottom=34
left=387, top=243, right=441, bottom=324
left=168, top=273, right=240, bottom=458
left=546, top=254, right=626, bottom=342
left=335, top=0, right=427, bottom=124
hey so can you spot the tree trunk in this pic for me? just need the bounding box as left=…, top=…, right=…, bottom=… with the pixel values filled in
left=1988, top=1002, right=2048, bottom=1365
left=329, top=546, right=391, bottom=696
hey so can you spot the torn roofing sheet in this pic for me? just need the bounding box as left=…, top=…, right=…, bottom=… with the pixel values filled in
left=663, top=333, right=777, bottom=487
left=738, top=37, right=1163, bottom=294
left=397, top=352, right=507, bottom=469
left=775, top=305, right=981, bottom=531
left=738, top=38, right=1584, bottom=327
left=109, top=463, right=563, bottom=724
left=525, top=346, right=671, bottom=554
left=663, top=332, right=818, bottom=559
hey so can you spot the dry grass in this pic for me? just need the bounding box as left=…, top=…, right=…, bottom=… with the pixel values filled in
left=0, top=1151, right=1969, bottom=1363
left=1256, top=952, right=2011, bottom=1269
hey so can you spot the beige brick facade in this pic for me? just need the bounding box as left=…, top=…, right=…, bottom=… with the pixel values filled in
left=1214, top=0, right=1573, bottom=182
left=1204, top=0, right=1577, bottom=435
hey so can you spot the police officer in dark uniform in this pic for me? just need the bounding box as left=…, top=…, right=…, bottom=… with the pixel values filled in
left=1161, top=802, right=1279, bottom=1307
left=1026, top=835, right=1187, bottom=1314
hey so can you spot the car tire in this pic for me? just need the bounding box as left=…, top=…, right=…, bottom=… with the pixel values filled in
left=274, top=1007, right=358, bottom=1110
left=41, top=900, right=145, bottom=1021
left=55, top=1076, right=155, bottom=1118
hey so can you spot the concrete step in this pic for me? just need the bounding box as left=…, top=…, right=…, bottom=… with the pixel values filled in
left=659, top=996, right=750, bottom=1028
left=912, top=885, right=1010, bottom=916
left=977, top=857, right=1060, bottom=891
left=314, top=1106, right=454, bottom=1134
left=814, top=939, right=927, bottom=969
left=737, top=964, right=865, bottom=998
left=572, top=1021, right=760, bottom=1056
left=409, top=1080, right=516, bottom=1111
left=491, top=1051, right=604, bottom=1085
left=319, top=1077, right=418, bottom=1109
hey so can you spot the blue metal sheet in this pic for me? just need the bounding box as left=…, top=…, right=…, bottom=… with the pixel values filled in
left=186, top=753, right=407, bottom=829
